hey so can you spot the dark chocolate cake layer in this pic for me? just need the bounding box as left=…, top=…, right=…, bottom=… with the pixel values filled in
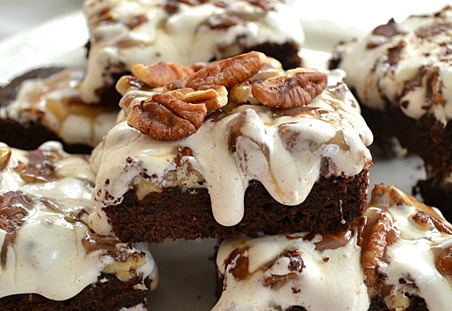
left=104, top=168, right=369, bottom=243
left=0, top=275, right=151, bottom=311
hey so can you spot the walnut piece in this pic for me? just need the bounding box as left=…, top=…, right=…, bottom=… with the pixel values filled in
left=185, top=51, right=267, bottom=89
left=131, top=62, right=194, bottom=88
left=251, top=69, right=327, bottom=108
left=127, top=93, right=208, bottom=141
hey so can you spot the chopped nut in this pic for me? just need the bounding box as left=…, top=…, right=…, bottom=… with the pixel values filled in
left=411, top=210, right=452, bottom=235
left=0, top=191, right=32, bottom=267
left=102, top=246, right=147, bottom=282
left=246, top=0, right=276, bottom=11
left=0, top=146, right=12, bottom=171
left=225, top=247, right=249, bottom=280
left=251, top=69, right=327, bottom=108
left=436, top=247, right=452, bottom=275
left=127, top=93, right=207, bottom=141
left=206, top=14, right=245, bottom=30
left=131, top=62, right=194, bottom=88
left=423, top=65, right=446, bottom=107
left=82, top=232, right=118, bottom=254
left=372, top=19, right=399, bottom=38
left=262, top=273, right=299, bottom=290
left=185, top=51, right=267, bottom=89
left=13, top=149, right=61, bottom=183
left=416, top=21, right=452, bottom=39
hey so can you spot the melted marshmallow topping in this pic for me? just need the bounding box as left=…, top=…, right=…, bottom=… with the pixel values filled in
left=0, top=142, right=158, bottom=301
left=89, top=66, right=373, bottom=235
left=80, top=0, right=304, bottom=103
left=214, top=184, right=452, bottom=311
left=0, top=69, right=118, bottom=147
left=365, top=184, right=452, bottom=311
left=334, top=6, right=452, bottom=125
left=214, top=231, right=369, bottom=310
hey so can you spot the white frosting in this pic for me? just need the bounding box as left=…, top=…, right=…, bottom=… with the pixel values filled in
left=0, top=142, right=158, bottom=301
left=90, top=69, right=373, bottom=235
left=336, top=6, right=452, bottom=125
left=214, top=185, right=452, bottom=311
left=368, top=186, right=452, bottom=311
left=214, top=232, right=369, bottom=310
left=0, top=69, right=117, bottom=147
left=80, top=0, right=305, bottom=103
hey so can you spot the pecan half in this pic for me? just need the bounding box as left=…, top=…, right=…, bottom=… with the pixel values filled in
left=251, top=69, right=327, bottom=108
left=361, top=208, right=397, bottom=298
left=127, top=93, right=207, bottom=141
left=131, top=62, right=194, bottom=88
left=185, top=51, right=267, bottom=89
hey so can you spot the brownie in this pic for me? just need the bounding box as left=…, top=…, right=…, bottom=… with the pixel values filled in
left=329, top=6, right=452, bottom=217
left=0, top=67, right=120, bottom=153
left=213, top=185, right=452, bottom=311
left=0, top=142, right=158, bottom=309
left=88, top=52, right=373, bottom=244
left=80, top=0, right=305, bottom=103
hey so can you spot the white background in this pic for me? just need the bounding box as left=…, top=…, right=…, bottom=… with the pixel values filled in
left=0, top=0, right=82, bottom=41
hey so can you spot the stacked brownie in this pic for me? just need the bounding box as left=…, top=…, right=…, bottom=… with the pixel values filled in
left=88, top=52, right=373, bottom=243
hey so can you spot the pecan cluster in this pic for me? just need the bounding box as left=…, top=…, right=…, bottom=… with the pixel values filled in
left=122, top=51, right=328, bottom=141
